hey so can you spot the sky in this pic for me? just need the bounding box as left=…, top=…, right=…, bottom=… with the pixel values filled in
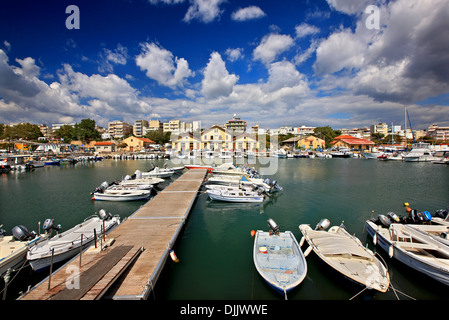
left=1, top=0, right=449, bottom=130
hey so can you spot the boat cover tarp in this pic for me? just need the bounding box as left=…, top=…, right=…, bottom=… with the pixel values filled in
left=306, top=230, right=373, bottom=260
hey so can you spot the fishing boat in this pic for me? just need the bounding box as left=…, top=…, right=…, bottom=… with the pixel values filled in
left=0, top=158, right=11, bottom=173
left=299, top=219, right=390, bottom=293
left=271, top=149, right=287, bottom=158
left=253, top=219, right=307, bottom=298
left=206, top=188, right=265, bottom=203
left=27, top=211, right=120, bottom=272
left=366, top=217, right=449, bottom=286
left=0, top=225, right=49, bottom=276
left=330, top=148, right=353, bottom=158
left=92, top=188, right=151, bottom=201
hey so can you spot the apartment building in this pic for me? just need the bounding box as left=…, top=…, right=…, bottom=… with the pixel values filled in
left=427, top=124, right=449, bottom=142
left=108, top=120, right=133, bottom=138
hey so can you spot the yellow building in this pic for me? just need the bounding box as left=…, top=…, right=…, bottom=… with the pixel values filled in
left=172, top=133, right=201, bottom=152
left=120, top=136, right=155, bottom=152
left=297, top=135, right=326, bottom=150
left=201, top=125, right=233, bottom=150
left=234, top=133, right=259, bottom=151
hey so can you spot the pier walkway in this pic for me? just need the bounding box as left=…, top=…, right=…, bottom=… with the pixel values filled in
left=21, top=169, right=207, bottom=300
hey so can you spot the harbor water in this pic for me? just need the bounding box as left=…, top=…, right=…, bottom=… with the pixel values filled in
left=1, top=157, right=448, bottom=300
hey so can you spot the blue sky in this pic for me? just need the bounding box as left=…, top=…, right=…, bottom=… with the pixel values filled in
left=1, top=0, right=449, bottom=130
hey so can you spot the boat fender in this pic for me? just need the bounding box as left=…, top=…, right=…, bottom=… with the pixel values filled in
left=373, top=232, right=377, bottom=245
left=299, top=236, right=305, bottom=247
left=170, top=250, right=179, bottom=263
left=388, top=245, right=394, bottom=258
left=304, top=246, right=313, bottom=257
left=250, top=230, right=256, bottom=237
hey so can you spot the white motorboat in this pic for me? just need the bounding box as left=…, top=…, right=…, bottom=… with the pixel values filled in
left=206, top=188, right=264, bottom=203
left=363, top=151, right=384, bottom=159
left=366, top=217, right=449, bottom=286
left=403, top=142, right=438, bottom=162
left=205, top=184, right=264, bottom=194
left=271, top=149, right=287, bottom=158
left=299, top=219, right=390, bottom=293
left=93, top=188, right=151, bottom=201
left=0, top=225, right=49, bottom=276
left=207, top=175, right=282, bottom=193
left=141, top=167, right=174, bottom=178
left=253, top=219, right=307, bottom=297
left=27, top=211, right=120, bottom=272
left=330, top=148, right=353, bottom=158
left=211, top=163, right=250, bottom=176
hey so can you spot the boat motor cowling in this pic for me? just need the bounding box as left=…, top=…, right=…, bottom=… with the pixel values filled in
left=387, top=212, right=400, bottom=223
left=267, top=219, right=280, bottom=234
left=12, top=225, right=36, bottom=241
left=43, top=219, right=61, bottom=233
left=315, top=219, right=330, bottom=231
left=377, top=215, right=392, bottom=228
left=99, top=209, right=112, bottom=220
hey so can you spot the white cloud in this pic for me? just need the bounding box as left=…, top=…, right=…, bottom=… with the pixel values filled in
left=225, top=48, right=244, bottom=62
left=253, top=33, right=295, bottom=65
left=295, top=23, right=319, bottom=38
left=201, top=52, right=239, bottom=99
left=325, top=0, right=374, bottom=15
left=231, top=6, right=266, bottom=21
left=183, top=0, right=225, bottom=23
left=313, top=29, right=365, bottom=75
left=98, top=44, right=128, bottom=73
left=135, top=42, right=194, bottom=89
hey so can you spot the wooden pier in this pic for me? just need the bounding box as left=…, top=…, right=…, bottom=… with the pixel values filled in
left=20, top=169, right=207, bottom=300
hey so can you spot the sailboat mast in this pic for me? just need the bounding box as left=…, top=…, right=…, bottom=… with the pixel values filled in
left=404, top=106, right=407, bottom=149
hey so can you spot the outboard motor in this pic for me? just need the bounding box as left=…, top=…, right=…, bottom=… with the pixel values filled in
left=387, top=212, right=400, bottom=223
left=99, top=209, right=112, bottom=221
left=410, top=210, right=424, bottom=223
left=123, top=175, right=131, bottom=181
left=315, top=219, right=330, bottom=231
left=422, top=211, right=432, bottom=222
left=377, top=214, right=392, bottom=227
left=43, top=219, right=61, bottom=233
left=267, top=219, right=280, bottom=235
left=135, top=170, right=142, bottom=179
left=12, top=225, right=36, bottom=241
left=435, top=208, right=449, bottom=219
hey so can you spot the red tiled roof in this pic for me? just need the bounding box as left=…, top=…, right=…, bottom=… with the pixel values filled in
left=332, top=135, right=374, bottom=145
left=138, top=138, right=155, bottom=143
left=95, top=142, right=115, bottom=146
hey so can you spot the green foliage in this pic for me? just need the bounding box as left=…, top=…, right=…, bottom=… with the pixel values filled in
left=144, top=130, right=171, bottom=144
left=53, top=118, right=100, bottom=142
left=0, top=123, right=42, bottom=140
left=313, top=126, right=341, bottom=147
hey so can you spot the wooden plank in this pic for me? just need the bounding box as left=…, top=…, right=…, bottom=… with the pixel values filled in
left=49, top=246, right=133, bottom=300
left=81, top=246, right=143, bottom=300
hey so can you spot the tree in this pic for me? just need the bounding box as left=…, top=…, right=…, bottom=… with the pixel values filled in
left=313, top=126, right=341, bottom=148
left=54, top=125, right=76, bottom=141
left=1, top=123, right=42, bottom=140
left=144, top=130, right=171, bottom=145
left=74, top=118, right=100, bottom=142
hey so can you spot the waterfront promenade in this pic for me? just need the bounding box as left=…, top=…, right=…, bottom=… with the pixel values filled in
left=20, top=168, right=207, bottom=300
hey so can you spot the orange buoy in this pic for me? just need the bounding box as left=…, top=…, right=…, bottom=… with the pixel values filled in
left=250, top=230, right=256, bottom=237
left=170, top=250, right=179, bottom=263
left=91, top=196, right=95, bottom=200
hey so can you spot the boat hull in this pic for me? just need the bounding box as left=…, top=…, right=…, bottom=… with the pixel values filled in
left=93, top=190, right=150, bottom=201
left=366, top=220, right=449, bottom=286
left=27, top=216, right=120, bottom=272
left=253, top=231, right=307, bottom=295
